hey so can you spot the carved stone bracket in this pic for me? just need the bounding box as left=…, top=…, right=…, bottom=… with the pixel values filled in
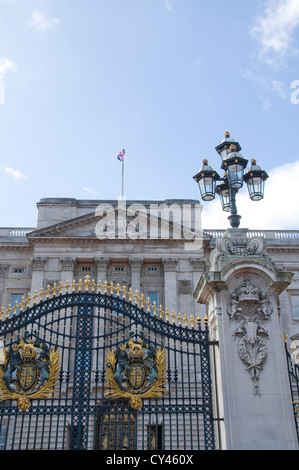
left=227, top=279, right=273, bottom=396
left=189, top=258, right=206, bottom=272
left=59, top=258, right=77, bottom=271
left=31, top=257, right=48, bottom=271
left=162, top=258, right=178, bottom=272
left=95, top=257, right=110, bottom=272
left=129, top=257, right=144, bottom=272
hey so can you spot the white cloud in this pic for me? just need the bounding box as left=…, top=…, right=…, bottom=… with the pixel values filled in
left=201, top=161, right=299, bottom=230
left=28, top=11, right=59, bottom=31
left=271, top=79, right=288, bottom=98
left=0, top=58, right=17, bottom=79
left=251, top=0, right=299, bottom=66
left=4, top=167, right=26, bottom=180
left=258, top=95, right=271, bottom=111
left=240, top=69, right=288, bottom=97
left=82, top=186, right=96, bottom=195
left=239, top=68, right=288, bottom=109
left=163, top=0, right=175, bottom=11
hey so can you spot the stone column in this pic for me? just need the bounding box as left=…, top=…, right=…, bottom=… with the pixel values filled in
left=163, top=258, right=178, bottom=313
left=190, top=258, right=206, bottom=286
left=129, top=257, right=143, bottom=295
left=0, top=264, right=9, bottom=307
left=30, top=257, right=48, bottom=295
left=59, top=258, right=77, bottom=285
left=190, top=258, right=206, bottom=317
left=194, top=228, right=298, bottom=450
left=95, top=257, right=110, bottom=283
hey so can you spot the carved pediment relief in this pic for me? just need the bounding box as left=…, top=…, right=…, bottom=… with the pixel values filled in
left=28, top=204, right=208, bottom=244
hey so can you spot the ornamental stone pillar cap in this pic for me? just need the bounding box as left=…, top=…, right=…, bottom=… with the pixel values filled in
left=210, top=228, right=268, bottom=272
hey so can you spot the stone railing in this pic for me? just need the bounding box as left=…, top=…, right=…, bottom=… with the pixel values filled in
left=204, top=229, right=299, bottom=240
left=0, top=228, right=35, bottom=237
left=1, top=226, right=299, bottom=241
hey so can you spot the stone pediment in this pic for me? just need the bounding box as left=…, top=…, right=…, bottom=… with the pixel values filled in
left=28, top=211, right=100, bottom=239
left=28, top=203, right=210, bottom=245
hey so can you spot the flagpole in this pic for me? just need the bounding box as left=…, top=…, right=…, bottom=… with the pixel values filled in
left=117, top=149, right=125, bottom=199
left=121, top=159, right=124, bottom=198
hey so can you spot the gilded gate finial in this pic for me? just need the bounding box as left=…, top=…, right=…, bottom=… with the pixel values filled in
left=0, top=276, right=205, bottom=332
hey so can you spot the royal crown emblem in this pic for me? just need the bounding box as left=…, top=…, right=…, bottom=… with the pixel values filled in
left=105, top=336, right=167, bottom=410
left=0, top=332, right=60, bottom=411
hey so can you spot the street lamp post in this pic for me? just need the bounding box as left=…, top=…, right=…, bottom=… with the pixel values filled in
left=193, top=132, right=269, bottom=228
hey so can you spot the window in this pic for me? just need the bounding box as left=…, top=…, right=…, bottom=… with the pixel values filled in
left=145, top=265, right=160, bottom=275
left=146, top=292, right=159, bottom=314
left=111, top=291, right=118, bottom=315
left=114, top=266, right=124, bottom=272
left=291, top=295, right=299, bottom=319
left=11, top=294, right=23, bottom=315
left=81, top=266, right=91, bottom=272
left=12, top=267, right=26, bottom=274
left=109, top=291, right=123, bottom=316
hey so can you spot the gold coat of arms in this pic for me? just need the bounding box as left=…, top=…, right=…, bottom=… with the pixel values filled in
left=105, top=336, right=167, bottom=410
left=0, top=332, right=60, bottom=411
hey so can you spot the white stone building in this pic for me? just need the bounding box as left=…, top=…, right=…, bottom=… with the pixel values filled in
left=0, top=197, right=298, bottom=450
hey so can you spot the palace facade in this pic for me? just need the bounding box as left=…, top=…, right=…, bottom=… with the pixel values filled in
left=0, top=197, right=298, bottom=450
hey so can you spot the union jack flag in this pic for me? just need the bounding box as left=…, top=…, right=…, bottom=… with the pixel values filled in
left=117, top=149, right=125, bottom=162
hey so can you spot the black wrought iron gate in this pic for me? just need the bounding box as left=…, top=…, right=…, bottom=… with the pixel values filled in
left=0, top=280, right=218, bottom=450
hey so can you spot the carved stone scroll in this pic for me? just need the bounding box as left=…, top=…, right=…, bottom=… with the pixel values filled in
left=210, top=229, right=268, bottom=271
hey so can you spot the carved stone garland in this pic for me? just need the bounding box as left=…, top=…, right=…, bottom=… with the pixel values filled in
left=227, top=279, right=273, bottom=396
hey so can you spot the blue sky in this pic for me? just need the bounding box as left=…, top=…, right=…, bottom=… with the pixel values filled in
left=0, top=0, right=299, bottom=230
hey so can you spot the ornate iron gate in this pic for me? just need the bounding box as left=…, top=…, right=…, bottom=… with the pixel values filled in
left=0, top=278, right=218, bottom=450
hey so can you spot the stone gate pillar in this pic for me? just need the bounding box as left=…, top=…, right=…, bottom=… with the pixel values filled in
left=194, top=228, right=298, bottom=450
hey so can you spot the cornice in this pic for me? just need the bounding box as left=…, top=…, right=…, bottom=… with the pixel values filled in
left=0, top=244, right=33, bottom=251
left=267, top=247, right=299, bottom=253
left=26, top=236, right=199, bottom=248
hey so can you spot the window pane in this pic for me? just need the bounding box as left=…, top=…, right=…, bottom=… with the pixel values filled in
left=146, top=292, right=159, bottom=315
left=291, top=295, right=299, bottom=319
left=11, top=294, right=23, bottom=316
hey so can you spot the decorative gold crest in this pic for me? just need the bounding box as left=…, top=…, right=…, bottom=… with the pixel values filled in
left=105, top=336, right=167, bottom=410
left=0, top=332, right=60, bottom=411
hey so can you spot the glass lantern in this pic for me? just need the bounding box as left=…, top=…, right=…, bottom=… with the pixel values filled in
left=222, top=145, right=248, bottom=189
left=215, top=132, right=242, bottom=163
left=243, top=159, right=269, bottom=201
left=216, top=175, right=231, bottom=212
left=193, top=159, right=220, bottom=201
